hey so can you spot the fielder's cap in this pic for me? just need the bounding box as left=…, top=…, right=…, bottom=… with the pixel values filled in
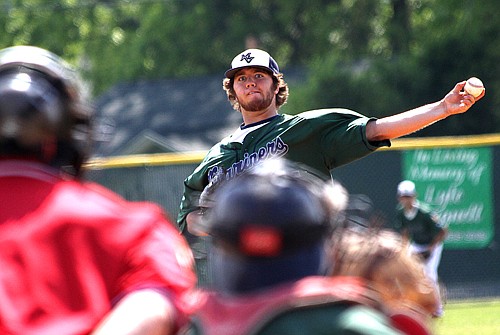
left=224, top=48, right=280, bottom=79
left=397, top=180, right=417, bottom=197
left=205, top=158, right=333, bottom=293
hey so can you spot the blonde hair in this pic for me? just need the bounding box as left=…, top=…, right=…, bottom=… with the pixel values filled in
left=331, top=228, right=439, bottom=317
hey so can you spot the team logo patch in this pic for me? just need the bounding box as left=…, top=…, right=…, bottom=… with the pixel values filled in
left=240, top=225, right=283, bottom=257
left=240, top=52, right=254, bottom=64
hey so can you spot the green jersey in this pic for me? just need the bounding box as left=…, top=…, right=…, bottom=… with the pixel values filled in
left=178, top=108, right=389, bottom=232
left=394, top=202, right=444, bottom=245
left=180, top=276, right=404, bottom=335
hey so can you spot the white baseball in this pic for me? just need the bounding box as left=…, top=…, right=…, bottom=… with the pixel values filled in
left=464, top=77, right=484, bottom=98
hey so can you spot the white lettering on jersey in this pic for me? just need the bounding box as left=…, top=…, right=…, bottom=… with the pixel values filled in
left=207, top=136, right=289, bottom=183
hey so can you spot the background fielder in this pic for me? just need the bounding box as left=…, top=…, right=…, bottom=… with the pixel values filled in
left=394, top=180, right=447, bottom=317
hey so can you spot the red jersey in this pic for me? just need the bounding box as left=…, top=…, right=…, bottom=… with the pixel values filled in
left=185, top=276, right=383, bottom=335
left=183, top=276, right=430, bottom=335
left=0, top=160, right=196, bottom=335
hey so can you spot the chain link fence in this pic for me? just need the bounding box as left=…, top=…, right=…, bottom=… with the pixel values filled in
left=85, top=135, right=500, bottom=301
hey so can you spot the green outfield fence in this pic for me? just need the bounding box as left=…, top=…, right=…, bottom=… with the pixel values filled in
left=85, top=134, right=500, bottom=301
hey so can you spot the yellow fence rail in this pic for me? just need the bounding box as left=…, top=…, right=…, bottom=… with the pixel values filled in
left=85, top=133, right=500, bottom=170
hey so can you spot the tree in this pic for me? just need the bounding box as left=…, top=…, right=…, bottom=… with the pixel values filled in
left=0, top=0, right=498, bottom=135
left=288, top=0, right=499, bottom=136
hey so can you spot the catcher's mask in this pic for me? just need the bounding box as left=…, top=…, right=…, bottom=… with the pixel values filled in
left=0, top=45, right=92, bottom=176
left=204, top=158, right=343, bottom=294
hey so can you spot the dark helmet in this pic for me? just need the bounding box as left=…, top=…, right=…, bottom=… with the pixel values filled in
left=205, top=158, right=346, bottom=293
left=0, top=45, right=92, bottom=175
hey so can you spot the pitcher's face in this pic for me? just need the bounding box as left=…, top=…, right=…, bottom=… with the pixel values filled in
left=232, top=68, right=278, bottom=112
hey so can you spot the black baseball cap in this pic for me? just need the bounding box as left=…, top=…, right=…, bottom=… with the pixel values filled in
left=224, top=48, right=280, bottom=79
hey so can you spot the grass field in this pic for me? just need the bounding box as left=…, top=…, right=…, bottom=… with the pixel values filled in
left=432, top=299, right=500, bottom=335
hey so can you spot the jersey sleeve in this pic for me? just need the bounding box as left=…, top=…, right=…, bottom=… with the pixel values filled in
left=319, top=109, right=390, bottom=167
left=297, top=109, right=391, bottom=169
left=392, top=208, right=406, bottom=233
left=425, top=210, right=445, bottom=237
left=177, top=150, right=215, bottom=232
left=177, top=181, right=203, bottom=233
left=116, top=207, right=197, bottom=328
left=177, top=143, right=237, bottom=232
